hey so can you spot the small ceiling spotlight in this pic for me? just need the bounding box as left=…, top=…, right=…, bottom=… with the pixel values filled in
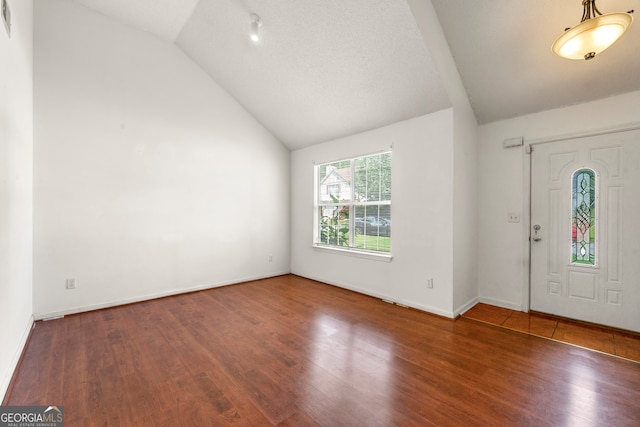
left=552, top=0, right=633, bottom=60
left=250, top=14, right=262, bottom=43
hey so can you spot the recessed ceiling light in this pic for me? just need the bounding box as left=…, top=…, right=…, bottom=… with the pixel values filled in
left=250, top=14, right=262, bottom=44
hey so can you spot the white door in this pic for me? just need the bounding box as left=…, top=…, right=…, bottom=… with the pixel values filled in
left=530, top=129, right=640, bottom=332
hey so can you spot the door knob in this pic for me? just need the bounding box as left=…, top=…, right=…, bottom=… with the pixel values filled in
left=532, top=224, right=542, bottom=242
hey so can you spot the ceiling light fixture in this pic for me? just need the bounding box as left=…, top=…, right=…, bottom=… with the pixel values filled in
left=552, top=0, right=633, bottom=60
left=250, top=14, right=262, bottom=43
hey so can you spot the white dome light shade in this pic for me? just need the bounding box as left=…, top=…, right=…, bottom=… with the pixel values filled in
left=552, top=12, right=633, bottom=60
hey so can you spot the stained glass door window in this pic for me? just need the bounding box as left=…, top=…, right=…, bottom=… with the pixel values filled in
left=571, top=169, right=596, bottom=265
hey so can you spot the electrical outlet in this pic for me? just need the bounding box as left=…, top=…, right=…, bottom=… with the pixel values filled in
left=65, top=279, right=76, bottom=290
left=508, top=213, right=521, bottom=223
left=268, top=255, right=273, bottom=262
left=427, top=278, right=434, bottom=289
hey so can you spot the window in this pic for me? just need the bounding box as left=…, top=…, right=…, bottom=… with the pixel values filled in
left=315, top=151, right=391, bottom=254
left=571, top=168, right=596, bottom=265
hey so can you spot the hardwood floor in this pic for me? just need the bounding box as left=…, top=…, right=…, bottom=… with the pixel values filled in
left=5, top=275, right=640, bottom=426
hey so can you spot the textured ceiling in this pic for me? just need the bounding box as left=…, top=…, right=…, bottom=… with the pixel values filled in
left=69, top=0, right=451, bottom=149
left=431, top=0, right=640, bottom=124
left=176, top=0, right=450, bottom=149
left=69, top=0, right=640, bottom=147
left=73, top=0, right=200, bottom=41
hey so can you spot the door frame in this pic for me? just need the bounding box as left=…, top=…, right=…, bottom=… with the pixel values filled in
left=522, top=121, right=640, bottom=312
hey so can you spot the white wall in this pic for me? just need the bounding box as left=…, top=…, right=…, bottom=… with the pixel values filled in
left=0, top=0, right=34, bottom=401
left=33, top=0, right=290, bottom=318
left=478, top=90, right=640, bottom=310
left=452, top=105, right=479, bottom=313
left=291, top=111, right=457, bottom=317
left=408, top=0, right=479, bottom=315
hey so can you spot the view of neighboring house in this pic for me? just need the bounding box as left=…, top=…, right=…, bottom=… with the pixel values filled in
left=319, top=165, right=352, bottom=203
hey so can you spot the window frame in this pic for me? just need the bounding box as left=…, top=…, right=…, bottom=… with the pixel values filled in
left=313, top=151, right=392, bottom=261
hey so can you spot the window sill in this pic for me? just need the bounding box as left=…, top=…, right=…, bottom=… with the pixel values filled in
left=312, top=244, right=393, bottom=262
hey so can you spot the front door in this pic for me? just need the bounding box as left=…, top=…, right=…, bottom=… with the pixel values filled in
left=530, top=129, right=640, bottom=332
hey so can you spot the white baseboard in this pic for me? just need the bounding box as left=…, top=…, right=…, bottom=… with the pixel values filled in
left=478, top=296, right=523, bottom=311
left=292, top=272, right=455, bottom=319
left=454, top=296, right=479, bottom=317
left=33, top=271, right=290, bottom=321
left=1, top=315, right=35, bottom=403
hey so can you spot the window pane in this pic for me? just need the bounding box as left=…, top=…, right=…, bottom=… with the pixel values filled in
left=354, top=205, right=391, bottom=252
left=354, top=153, right=392, bottom=203
left=319, top=206, right=350, bottom=247
left=354, top=158, right=367, bottom=202
left=319, top=161, right=351, bottom=204
left=366, top=156, right=380, bottom=201
left=380, top=152, right=391, bottom=201
left=571, top=169, right=595, bottom=265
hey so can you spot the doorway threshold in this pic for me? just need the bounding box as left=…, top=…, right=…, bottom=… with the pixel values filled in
left=462, top=303, right=640, bottom=363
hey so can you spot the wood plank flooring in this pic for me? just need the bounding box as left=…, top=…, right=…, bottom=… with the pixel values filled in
left=5, top=275, right=640, bottom=426
left=463, top=302, right=640, bottom=362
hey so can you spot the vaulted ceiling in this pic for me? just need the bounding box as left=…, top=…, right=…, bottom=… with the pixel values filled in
left=70, top=0, right=640, bottom=149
